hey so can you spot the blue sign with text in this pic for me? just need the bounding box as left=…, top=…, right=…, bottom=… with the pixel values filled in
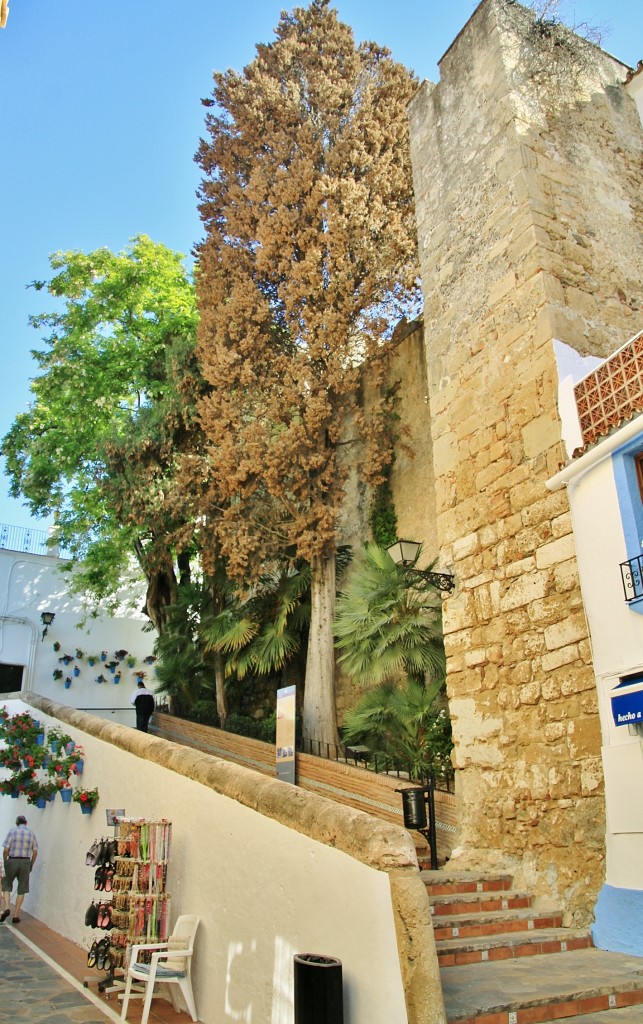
left=611, top=688, right=643, bottom=726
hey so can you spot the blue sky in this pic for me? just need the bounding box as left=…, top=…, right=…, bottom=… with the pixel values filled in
left=0, top=0, right=641, bottom=532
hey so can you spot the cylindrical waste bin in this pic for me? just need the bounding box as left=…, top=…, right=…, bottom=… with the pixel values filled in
left=294, top=953, right=344, bottom=1024
left=399, top=787, right=428, bottom=830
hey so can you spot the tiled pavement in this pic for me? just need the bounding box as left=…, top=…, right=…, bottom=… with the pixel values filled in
left=0, top=914, right=196, bottom=1024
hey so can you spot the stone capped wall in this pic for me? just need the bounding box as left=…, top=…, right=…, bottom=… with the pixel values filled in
left=408, top=0, right=643, bottom=923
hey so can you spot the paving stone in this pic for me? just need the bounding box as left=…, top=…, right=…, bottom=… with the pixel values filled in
left=0, top=927, right=111, bottom=1024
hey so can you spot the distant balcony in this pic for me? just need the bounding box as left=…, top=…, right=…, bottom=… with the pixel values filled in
left=0, top=523, right=63, bottom=557
left=620, top=555, right=643, bottom=602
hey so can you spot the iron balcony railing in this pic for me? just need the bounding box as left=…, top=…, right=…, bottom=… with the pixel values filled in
left=0, top=522, right=70, bottom=559
left=620, top=555, right=643, bottom=602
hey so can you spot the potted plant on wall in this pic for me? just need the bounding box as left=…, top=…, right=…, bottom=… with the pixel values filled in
left=73, top=787, right=99, bottom=814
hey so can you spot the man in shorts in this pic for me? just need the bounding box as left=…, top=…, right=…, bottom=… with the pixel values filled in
left=1, top=814, right=38, bottom=924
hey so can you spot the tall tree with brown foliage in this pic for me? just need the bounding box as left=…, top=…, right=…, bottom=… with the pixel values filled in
left=194, top=0, right=420, bottom=746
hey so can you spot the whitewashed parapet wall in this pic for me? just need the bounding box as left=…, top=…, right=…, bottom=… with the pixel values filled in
left=408, top=0, right=643, bottom=924
left=0, top=547, right=155, bottom=724
left=0, top=695, right=445, bottom=1024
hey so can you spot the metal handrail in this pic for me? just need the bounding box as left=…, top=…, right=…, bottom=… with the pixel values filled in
left=298, top=735, right=454, bottom=794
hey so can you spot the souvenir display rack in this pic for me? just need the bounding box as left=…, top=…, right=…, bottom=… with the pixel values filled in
left=85, top=818, right=172, bottom=991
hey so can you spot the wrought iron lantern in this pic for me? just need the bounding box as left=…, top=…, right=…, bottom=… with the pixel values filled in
left=386, top=539, right=455, bottom=593
left=40, top=610, right=55, bottom=640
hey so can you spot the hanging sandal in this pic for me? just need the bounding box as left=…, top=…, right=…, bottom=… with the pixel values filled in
left=85, top=840, right=101, bottom=867
left=94, top=866, right=105, bottom=891
left=96, top=938, right=111, bottom=970
left=99, top=904, right=112, bottom=930
left=103, top=867, right=114, bottom=893
left=87, top=940, right=98, bottom=968
left=85, top=902, right=99, bottom=928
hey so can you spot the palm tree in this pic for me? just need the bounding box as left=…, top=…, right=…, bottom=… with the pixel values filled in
left=341, top=679, right=452, bottom=780
left=334, top=543, right=451, bottom=780
left=201, top=564, right=311, bottom=683
left=333, top=543, right=445, bottom=685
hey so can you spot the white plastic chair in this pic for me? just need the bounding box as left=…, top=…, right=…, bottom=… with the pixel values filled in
left=120, top=914, right=200, bottom=1024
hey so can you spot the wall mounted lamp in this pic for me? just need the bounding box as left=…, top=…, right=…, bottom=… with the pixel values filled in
left=386, top=539, right=455, bottom=593
left=40, top=611, right=55, bottom=641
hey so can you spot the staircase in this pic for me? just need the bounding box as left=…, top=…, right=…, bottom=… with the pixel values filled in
left=422, top=869, right=643, bottom=1024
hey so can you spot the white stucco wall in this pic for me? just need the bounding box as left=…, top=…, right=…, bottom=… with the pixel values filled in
left=0, top=697, right=421, bottom=1024
left=0, top=549, right=155, bottom=724
left=548, top=420, right=643, bottom=950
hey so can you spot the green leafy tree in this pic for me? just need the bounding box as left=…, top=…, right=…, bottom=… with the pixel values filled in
left=194, top=0, right=420, bottom=747
left=1, top=236, right=199, bottom=630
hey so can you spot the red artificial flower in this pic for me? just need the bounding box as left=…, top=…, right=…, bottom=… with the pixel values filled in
left=80, top=793, right=88, bottom=802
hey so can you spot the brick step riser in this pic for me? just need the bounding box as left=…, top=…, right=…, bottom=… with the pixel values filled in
left=431, top=896, right=531, bottom=916
left=434, top=915, right=563, bottom=941
left=425, top=880, right=513, bottom=896
left=446, top=986, right=643, bottom=1024
left=437, top=934, right=593, bottom=967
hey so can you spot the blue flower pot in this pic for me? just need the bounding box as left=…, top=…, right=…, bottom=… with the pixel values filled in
left=10, top=792, right=19, bottom=799
left=36, top=797, right=46, bottom=809
left=65, top=742, right=75, bottom=754
left=60, top=788, right=72, bottom=803
left=64, top=680, right=72, bottom=689
left=50, top=740, right=59, bottom=753
left=36, top=733, right=45, bottom=746
left=80, top=803, right=93, bottom=815
left=73, top=759, right=84, bottom=775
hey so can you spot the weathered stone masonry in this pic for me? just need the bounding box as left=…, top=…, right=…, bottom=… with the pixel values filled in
left=408, top=0, right=643, bottom=923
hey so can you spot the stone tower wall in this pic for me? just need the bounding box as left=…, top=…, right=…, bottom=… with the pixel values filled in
left=408, top=0, right=643, bottom=922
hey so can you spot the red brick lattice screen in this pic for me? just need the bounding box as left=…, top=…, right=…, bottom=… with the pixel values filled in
left=574, top=330, right=643, bottom=448
left=151, top=713, right=457, bottom=864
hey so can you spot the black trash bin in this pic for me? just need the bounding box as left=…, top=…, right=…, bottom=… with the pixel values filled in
left=294, top=953, right=344, bottom=1024
left=399, top=786, right=428, bottom=830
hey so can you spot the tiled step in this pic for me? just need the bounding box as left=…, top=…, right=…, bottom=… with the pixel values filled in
left=433, top=907, right=564, bottom=941
left=440, top=947, right=643, bottom=1024
left=430, top=889, right=532, bottom=916
left=422, top=870, right=513, bottom=895
left=561, top=1007, right=643, bottom=1024
left=559, top=1007, right=643, bottom=1022
left=436, top=926, right=593, bottom=966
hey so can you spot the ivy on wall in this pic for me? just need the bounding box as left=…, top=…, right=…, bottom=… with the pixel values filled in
left=368, top=383, right=401, bottom=548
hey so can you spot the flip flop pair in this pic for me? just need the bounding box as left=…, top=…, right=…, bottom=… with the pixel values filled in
left=87, top=937, right=111, bottom=971
left=94, top=865, right=114, bottom=892
left=96, top=903, right=113, bottom=929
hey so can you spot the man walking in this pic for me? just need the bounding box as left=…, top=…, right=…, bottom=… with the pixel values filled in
left=2, top=814, right=38, bottom=924
left=130, top=678, right=156, bottom=732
